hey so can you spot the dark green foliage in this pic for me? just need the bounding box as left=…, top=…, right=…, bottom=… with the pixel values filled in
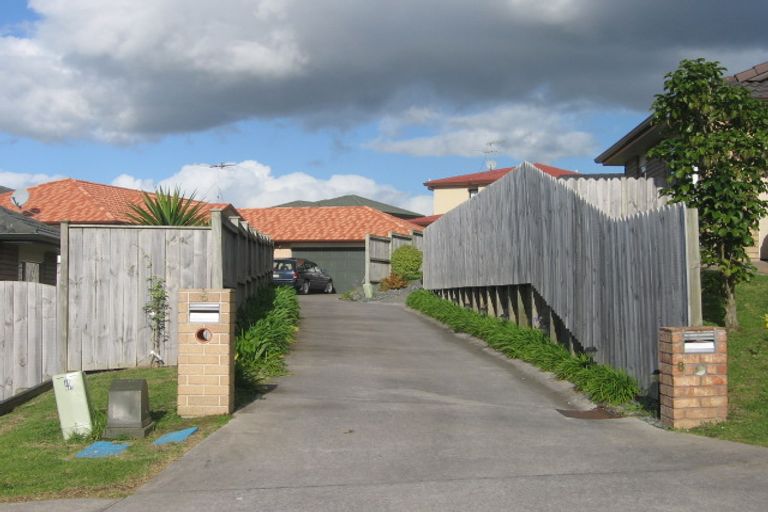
left=379, top=273, right=409, bottom=291
left=391, top=245, right=423, bottom=281
left=406, top=290, right=640, bottom=406
left=648, top=58, right=768, bottom=328
left=125, top=186, right=208, bottom=226
left=701, top=269, right=726, bottom=326
left=235, top=286, right=300, bottom=384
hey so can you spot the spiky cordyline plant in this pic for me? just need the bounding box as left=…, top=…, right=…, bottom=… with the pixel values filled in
left=125, top=186, right=208, bottom=226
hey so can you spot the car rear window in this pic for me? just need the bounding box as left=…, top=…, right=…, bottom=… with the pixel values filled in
left=273, top=261, right=295, bottom=271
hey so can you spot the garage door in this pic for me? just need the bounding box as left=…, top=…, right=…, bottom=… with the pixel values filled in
left=291, top=247, right=365, bottom=293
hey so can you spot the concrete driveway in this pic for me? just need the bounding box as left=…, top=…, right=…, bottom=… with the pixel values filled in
left=9, top=295, right=768, bottom=511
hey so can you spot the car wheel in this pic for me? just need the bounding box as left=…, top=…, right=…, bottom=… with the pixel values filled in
left=300, top=280, right=310, bottom=295
left=324, top=281, right=334, bottom=294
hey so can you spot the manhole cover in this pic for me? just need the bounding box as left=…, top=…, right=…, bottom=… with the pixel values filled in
left=556, top=407, right=620, bottom=420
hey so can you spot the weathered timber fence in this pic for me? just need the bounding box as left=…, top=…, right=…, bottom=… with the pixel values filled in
left=59, top=211, right=273, bottom=372
left=423, top=163, right=701, bottom=390
left=364, top=230, right=423, bottom=284
left=0, top=281, right=58, bottom=400
left=560, top=175, right=668, bottom=218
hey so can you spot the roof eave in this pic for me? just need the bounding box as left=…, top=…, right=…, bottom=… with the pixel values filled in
left=594, top=116, right=660, bottom=165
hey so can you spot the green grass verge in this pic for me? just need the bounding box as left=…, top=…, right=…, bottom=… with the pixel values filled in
left=0, top=285, right=302, bottom=502
left=406, top=289, right=639, bottom=406
left=694, top=271, right=768, bottom=446
left=0, top=367, right=229, bottom=502
left=235, top=285, right=300, bottom=386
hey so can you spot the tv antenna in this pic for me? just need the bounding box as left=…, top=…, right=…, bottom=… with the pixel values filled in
left=11, top=188, right=29, bottom=209
left=482, top=140, right=505, bottom=171
left=209, top=162, right=235, bottom=169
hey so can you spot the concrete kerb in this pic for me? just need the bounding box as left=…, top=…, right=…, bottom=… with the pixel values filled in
left=384, top=301, right=597, bottom=412
left=0, top=499, right=121, bottom=512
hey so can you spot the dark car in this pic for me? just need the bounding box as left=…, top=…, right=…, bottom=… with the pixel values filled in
left=272, top=258, right=334, bottom=294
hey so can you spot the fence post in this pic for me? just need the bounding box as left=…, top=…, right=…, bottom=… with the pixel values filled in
left=685, top=208, right=703, bottom=326
left=211, top=210, right=224, bottom=289
left=364, top=234, right=371, bottom=285
left=57, top=222, right=69, bottom=372
left=516, top=286, right=530, bottom=327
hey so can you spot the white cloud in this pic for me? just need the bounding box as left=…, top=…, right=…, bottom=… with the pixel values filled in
left=368, top=103, right=597, bottom=162
left=110, top=160, right=433, bottom=215
left=0, top=1, right=765, bottom=142
left=0, top=170, right=64, bottom=190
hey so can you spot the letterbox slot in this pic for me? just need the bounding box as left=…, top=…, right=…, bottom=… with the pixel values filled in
left=683, top=330, right=716, bottom=353
left=190, top=302, right=220, bottom=323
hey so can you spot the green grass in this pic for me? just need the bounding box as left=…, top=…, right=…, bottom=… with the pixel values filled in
left=694, top=271, right=768, bottom=446
left=406, top=290, right=640, bottom=406
left=0, top=367, right=229, bottom=502
left=0, top=285, right=302, bottom=502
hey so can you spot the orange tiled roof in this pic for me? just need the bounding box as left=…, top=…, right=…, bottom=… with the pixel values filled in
left=409, top=214, right=443, bottom=227
left=424, top=162, right=578, bottom=189
left=240, top=206, right=422, bottom=242
left=0, top=178, right=238, bottom=224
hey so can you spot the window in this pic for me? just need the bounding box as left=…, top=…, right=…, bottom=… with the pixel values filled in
left=469, top=188, right=479, bottom=198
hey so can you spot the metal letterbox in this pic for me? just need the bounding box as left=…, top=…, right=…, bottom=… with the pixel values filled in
left=683, top=330, right=716, bottom=353
left=189, top=302, right=220, bottom=323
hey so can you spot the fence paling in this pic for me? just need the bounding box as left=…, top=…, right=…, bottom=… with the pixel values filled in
left=424, top=163, right=696, bottom=390
left=364, top=231, right=423, bottom=285
left=63, top=215, right=272, bottom=372
left=0, top=281, right=58, bottom=401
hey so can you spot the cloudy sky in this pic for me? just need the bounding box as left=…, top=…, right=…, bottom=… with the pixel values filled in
left=1, top=0, right=766, bottom=214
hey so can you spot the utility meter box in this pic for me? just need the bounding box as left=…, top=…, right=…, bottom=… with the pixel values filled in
left=53, top=371, right=93, bottom=440
left=104, top=379, right=154, bottom=438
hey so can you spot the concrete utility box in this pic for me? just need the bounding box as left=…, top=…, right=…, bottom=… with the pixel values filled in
left=52, top=371, right=93, bottom=440
left=104, top=379, right=154, bottom=438
left=659, top=327, right=728, bottom=429
left=177, top=289, right=236, bottom=417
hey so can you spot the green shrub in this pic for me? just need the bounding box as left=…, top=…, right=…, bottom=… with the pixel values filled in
left=391, top=245, right=423, bottom=281
left=235, top=286, right=300, bottom=384
left=379, top=273, right=409, bottom=291
left=406, top=289, right=640, bottom=406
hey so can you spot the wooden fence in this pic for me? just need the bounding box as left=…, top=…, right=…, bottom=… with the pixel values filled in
left=59, top=211, right=273, bottom=372
left=423, top=163, right=701, bottom=390
left=560, top=175, right=668, bottom=218
left=364, top=231, right=423, bottom=284
left=0, top=282, right=59, bottom=401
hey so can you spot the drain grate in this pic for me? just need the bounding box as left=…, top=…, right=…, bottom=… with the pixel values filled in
left=556, top=407, right=620, bottom=420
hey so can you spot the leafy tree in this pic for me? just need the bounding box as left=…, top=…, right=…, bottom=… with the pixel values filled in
left=648, top=58, right=768, bottom=328
left=125, top=186, right=208, bottom=226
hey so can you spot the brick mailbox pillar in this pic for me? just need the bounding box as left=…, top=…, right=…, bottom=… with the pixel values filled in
left=659, top=326, right=728, bottom=429
left=177, top=289, right=236, bottom=417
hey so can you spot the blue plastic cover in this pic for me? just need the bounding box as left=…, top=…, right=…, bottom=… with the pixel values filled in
left=153, top=426, right=199, bottom=446
left=75, top=441, right=130, bottom=459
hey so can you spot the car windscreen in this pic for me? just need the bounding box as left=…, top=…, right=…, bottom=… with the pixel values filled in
left=273, top=261, right=295, bottom=271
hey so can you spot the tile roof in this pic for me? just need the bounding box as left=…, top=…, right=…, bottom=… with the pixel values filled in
left=409, top=214, right=443, bottom=227
left=727, top=60, right=768, bottom=100
left=239, top=206, right=422, bottom=242
left=424, top=163, right=579, bottom=189
left=276, top=194, right=424, bottom=218
left=0, top=178, right=238, bottom=224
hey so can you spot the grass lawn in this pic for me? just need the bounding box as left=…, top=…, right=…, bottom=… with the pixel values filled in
left=694, top=271, right=768, bottom=446
left=0, top=367, right=230, bottom=502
